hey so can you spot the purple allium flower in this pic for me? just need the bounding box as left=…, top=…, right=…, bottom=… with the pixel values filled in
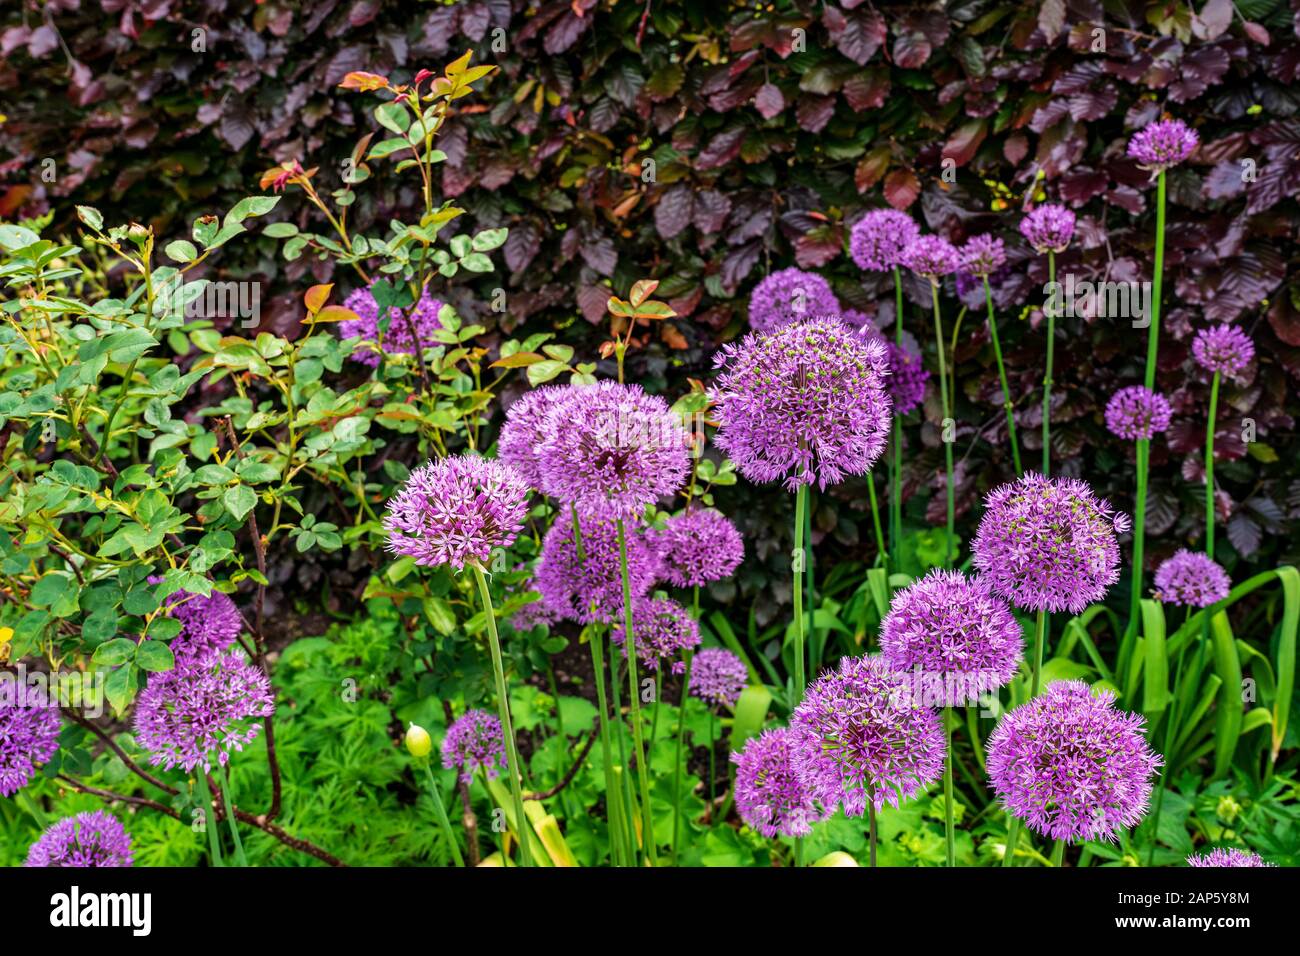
left=747, top=267, right=842, bottom=333
left=1187, top=848, right=1275, bottom=868
left=690, top=648, right=749, bottom=708
left=790, top=654, right=946, bottom=816
left=987, top=681, right=1161, bottom=843
left=713, top=316, right=892, bottom=489
left=1019, top=204, right=1076, bottom=254
left=441, top=709, right=507, bottom=784
left=510, top=590, right=561, bottom=632
left=1153, top=549, right=1231, bottom=608
left=534, top=513, right=660, bottom=624
left=133, top=650, right=274, bottom=772
left=611, top=596, right=702, bottom=671
left=1105, top=386, right=1173, bottom=441
left=972, top=472, right=1127, bottom=615
left=1192, top=325, right=1255, bottom=380
left=1127, top=118, right=1199, bottom=172
left=498, top=385, right=569, bottom=493
left=959, top=234, right=1007, bottom=277
left=384, top=455, right=529, bottom=570
left=340, top=285, right=444, bottom=366
left=849, top=210, right=920, bottom=272
left=0, top=694, right=60, bottom=797
left=150, top=580, right=242, bottom=661
left=535, top=381, right=691, bottom=520
left=648, top=508, right=744, bottom=588
left=24, top=811, right=133, bottom=867
left=884, top=340, right=929, bottom=415
left=903, top=235, right=961, bottom=282
left=731, top=727, right=832, bottom=838
left=879, top=569, right=1024, bottom=707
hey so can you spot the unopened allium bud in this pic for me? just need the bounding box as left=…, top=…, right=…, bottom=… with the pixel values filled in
left=405, top=723, right=432, bottom=758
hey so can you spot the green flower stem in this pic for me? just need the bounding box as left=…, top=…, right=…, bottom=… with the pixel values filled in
left=422, top=763, right=465, bottom=867
left=792, top=483, right=808, bottom=700
left=1031, top=609, right=1048, bottom=698
left=930, top=281, right=955, bottom=567
left=867, top=469, right=887, bottom=568
left=804, top=489, right=816, bottom=664
left=1146, top=638, right=1190, bottom=867
left=707, top=708, right=717, bottom=820
left=617, top=516, right=658, bottom=866
left=571, top=504, right=629, bottom=866
left=606, top=634, right=640, bottom=860
left=196, top=770, right=224, bottom=867
left=1002, top=816, right=1020, bottom=867
left=218, top=764, right=248, bottom=867
left=649, top=672, right=663, bottom=746
left=943, top=707, right=955, bottom=867
left=867, top=793, right=878, bottom=867
left=983, top=275, right=1022, bottom=476
left=671, top=648, right=693, bottom=867
left=1206, top=371, right=1220, bottom=555
left=1127, top=170, right=1168, bottom=653
left=890, top=267, right=905, bottom=560
left=470, top=563, right=533, bottom=867
left=1051, top=839, right=1066, bottom=868
left=1041, top=251, right=1057, bottom=476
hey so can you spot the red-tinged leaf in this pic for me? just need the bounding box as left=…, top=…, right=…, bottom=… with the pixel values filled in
left=884, top=168, right=921, bottom=209
left=504, top=222, right=540, bottom=273
left=308, top=305, right=358, bottom=324
left=1193, top=0, right=1233, bottom=41
left=855, top=146, right=892, bottom=193
left=340, top=71, right=389, bottom=92
left=825, top=7, right=886, bottom=65
left=1202, top=160, right=1247, bottom=201
left=1243, top=21, right=1270, bottom=45
left=1227, top=512, right=1262, bottom=558
left=662, top=324, right=689, bottom=350
left=796, top=95, right=836, bottom=133
left=580, top=234, right=618, bottom=276
left=545, top=12, right=592, bottom=54
left=1059, top=167, right=1109, bottom=204
left=721, top=241, right=762, bottom=294
left=794, top=225, right=844, bottom=269
left=693, top=190, right=732, bottom=234
left=1268, top=293, right=1300, bottom=346
left=696, top=127, right=746, bottom=170
left=942, top=119, right=987, bottom=167
left=632, top=301, right=677, bottom=321
left=655, top=185, right=694, bottom=239
left=842, top=66, right=890, bottom=111
left=1037, top=0, right=1066, bottom=42
left=754, top=82, right=785, bottom=119
left=893, top=30, right=932, bottom=69
left=491, top=352, right=547, bottom=368
left=629, top=279, right=659, bottom=307
left=577, top=285, right=609, bottom=324
left=1004, top=133, right=1029, bottom=166
left=304, top=284, right=333, bottom=315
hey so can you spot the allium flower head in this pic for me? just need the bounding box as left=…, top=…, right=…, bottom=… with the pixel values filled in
left=884, top=340, right=929, bottom=415
left=611, top=596, right=702, bottom=672
left=747, top=267, right=842, bottom=333
left=151, top=580, right=242, bottom=661
left=713, top=316, right=892, bottom=489
left=1105, top=386, right=1172, bottom=441
left=510, top=592, right=561, bottom=632
left=987, top=681, right=1160, bottom=843
left=340, top=285, right=443, bottom=366
left=536, top=382, right=691, bottom=519
left=1019, top=204, right=1076, bottom=254
left=972, top=472, right=1127, bottom=614
left=1187, top=848, right=1275, bottom=868
left=1153, top=549, right=1231, bottom=608
left=849, top=210, right=920, bottom=272
left=690, top=648, right=749, bottom=708
left=384, top=455, right=529, bottom=570
left=25, top=811, right=133, bottom=867
left=133, top=650, right=274, bottom=772
left=1127, top=118, right=1198, bottom=172
left=790, top=654, right=945, bottom=816
left=498, top=385, right=570, bottom=492
left=441, top=709, right=507, bottom=784
left=534, top=513, right=660, bottom=624
left=903, top=235, right=961, bottom=282
left=649, top=508, right=744, bottom=588
left=1192, top=325, right=1254, bottom=380
left=959, top=234, right=1007, bottom=277
left=731, top=727, right=832, bottom=838
left=879, top=569, right=1024, bottom=707
left=840, top=308, right=876, bottom=331
left=0, top=693, right=60, bottom=796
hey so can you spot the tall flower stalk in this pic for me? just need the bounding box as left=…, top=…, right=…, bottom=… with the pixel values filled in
left=961, top=235, right=1020, bottom=474
left=1019, top=205, right=1075, bottom=477
left=616, top=517, right=658, bottom=865
left=903, top=236, right=960, bottom=567
left=1123, top=118, right=1198, bottom=649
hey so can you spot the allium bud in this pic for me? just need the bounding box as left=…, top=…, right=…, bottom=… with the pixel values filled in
left=405, top=723, right=432, bottom=758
